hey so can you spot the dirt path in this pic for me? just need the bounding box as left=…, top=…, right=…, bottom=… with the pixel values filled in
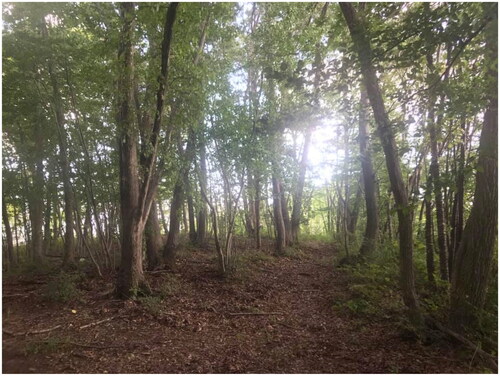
left=2, top=243, right=479, bottom=373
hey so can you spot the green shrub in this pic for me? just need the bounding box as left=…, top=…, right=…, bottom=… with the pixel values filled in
left=158, top=275, right=181, bottom=298
left=43, top=272, right=80, bottom=303
left=24, top=336, right=67, bottom=355
left=139, top=295, right=163, bottom=317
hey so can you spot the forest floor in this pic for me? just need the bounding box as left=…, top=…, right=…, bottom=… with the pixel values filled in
left=2, top=240, right=487, bottom=373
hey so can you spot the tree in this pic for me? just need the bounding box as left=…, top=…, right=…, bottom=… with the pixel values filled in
left=450, top=3, right=497, bottom=332
left=2, top=195, right=16, bottom=269
left=358, top=87, right=378, bottom=257
left=116, top=2, right=178, bottom=298
left=340, top=2, right=424, bottom=328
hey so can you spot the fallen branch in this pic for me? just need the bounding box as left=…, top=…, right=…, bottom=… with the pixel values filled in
left=428, top=317, right=497, bottom=371
left=79, top=316, right=118, bottom=330
left=228, top=312, right=285, bottom=316
left=3, top=292, right=33, bottom=298
left=146, top=270, right=179, bottom=274
left=66, top=340, right=124, bottom=349
left=3, top=324, right=62, bottom=336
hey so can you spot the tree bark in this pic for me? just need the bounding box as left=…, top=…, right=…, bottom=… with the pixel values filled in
left=449, top=117, right=466, bottom=277
left=116, top=2, right=178, bottom=297
left=2, top=196, right=16, bottom=269
left=358, top=87, right=379, bottom=257
left=163, top=180, right=183, bottom=266
left=340, top=2, right=423, bottom=328
left=157, top=199, right=169, bottom=236
left=279, top=180, right=292, bottom=245
left=185, top=174, right=196, bottom=243
left=116, top=2, right=147, bottom=297
left=272, top=169, right=286, bottom=255
left=450, top=4, right=497, bottom=332
left=254, top=173, right=262, bottom=249
left=145, top=199, right=162, bottom=270
left=424, top=176, right=435, bottom=284
left=196, top=141, right=208, bottom=247
left=30, top=121, right=45, bottom=263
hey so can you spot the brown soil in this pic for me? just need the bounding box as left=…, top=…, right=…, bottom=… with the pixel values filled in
left=2, top=242, right=486, bottom=373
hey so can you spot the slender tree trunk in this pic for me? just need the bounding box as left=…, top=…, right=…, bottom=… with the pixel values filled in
left=424, top=176, right=435, bottom=284
left=291, top=125, right=312, bottom=244
left=242, top=182, right=255, bottom=237
left=450, top=4, right=497, bottom=332
left=145, top=199, right=162, bottom=270
left=2, top=196, right=16, bottom=269
left=186, top=177, right=197, bottom=244
left=340, top=2, right=423, bottom=328
left=13, top=205, right=20, bottom=264
left=450, top=118, right=466, bottom=277
left=196, top=141, right=208, bottom=247
left=272, top=170, right=286, bottom=255
left=163, top=181, right=183, bottom=265
left=158, top=199, right=169, bottom=235
left=254, top=173, right=261, bottom=249
left=426, top=52, right=448, bottom=281
left=41, top=18, right=76, bottom=268
left=358, top=87, right=379, bottom=257
left=279, top=180, right=292, bottom=245
left=347, top=184, right=362, bottom=237
left=43, top=175, right=52, bottom=255
left=116, top=3, right=146, bottom=297
left=30, top=122, right=45, bottom=263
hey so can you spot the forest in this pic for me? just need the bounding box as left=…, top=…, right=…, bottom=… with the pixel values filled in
left=2, top=1, right=498, bottom=373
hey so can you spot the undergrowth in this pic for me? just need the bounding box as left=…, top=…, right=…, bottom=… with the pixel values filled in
left=334, top=236, right=498, bottom=351
left=24, top=336, right=69, bottom=355
left=158, top=274, right=181, bottom=298
left=43, top=272, right=82, bottom=303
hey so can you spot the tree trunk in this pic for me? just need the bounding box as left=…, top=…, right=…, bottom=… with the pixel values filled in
left=272, top=171, right=286, bottom=255
left=43, top=177, right=52, bottom=255
left=424, top=177, right=435, bottom=284
left=196, top=143, right=208, bottom=247
left=145, top=199, right=162, bottom=270
left=426, top=51, right=448, bottom=281
left=254, top=173, right=262, bottom=249
left=340, top=2, right=423, bottom=328
left=2, top=196, right=16, bottom=269
left=291, top=125, right=312, bottom=244
left=450, top=4, right=497, bottom=332
left=13, top=204, right=20, bottom=264
left=358, top=87, right=379, bottom=257
left=116, top=2, right=177, bottom=296
left=279, top=180, right=292, bottom=245
left=116, top=2, right=146, bottom=298
left=158, top=199, right=169, bottom=235
left=30, top=122, right=45, bottom=263
left=186, top=178, right=197, bottom=244
left=163, top=181, right=183, bottom=266
left=347, top=184, right=362, bottom=237
left=41, top=18, right=76, bottom=268
left=450, top=117, right=466, bottom=277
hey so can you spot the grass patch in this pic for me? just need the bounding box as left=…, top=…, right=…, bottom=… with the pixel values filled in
left=24, top=336, right=68, bottom=355
left=158, top=274, right=181, bottom=298
left=281, top=246, right=307, bottom=260
left=43, top=272, right=82, bottom=303
left=334, top=251, right=403, bottom=319
left=138, top=295, right=163, bottom=317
